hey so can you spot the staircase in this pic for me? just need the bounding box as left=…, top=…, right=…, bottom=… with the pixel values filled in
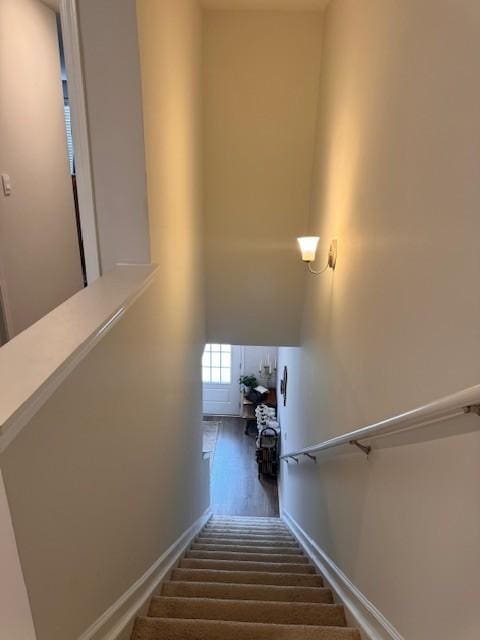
left=132, top=516, right=361, bottom=639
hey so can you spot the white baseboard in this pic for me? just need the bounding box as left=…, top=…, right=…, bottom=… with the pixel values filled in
left=78, top=508, right=212, bottom=640
left=282, top=509, right=404, bottom=640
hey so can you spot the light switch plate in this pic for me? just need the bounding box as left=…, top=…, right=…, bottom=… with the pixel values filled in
left=1, top=174, right=12, bottom=196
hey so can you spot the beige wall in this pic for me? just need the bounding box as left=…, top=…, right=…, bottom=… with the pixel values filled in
left=78, top=0, right=151, bottom=273
left=279, top=1, right=480, bottom=639
left=0, top=0, right=83, bottom=337
left=0, top=470, right=36, bottom=640
left=0, top=277, right=210, bottom=640
left=0, top=1, right=209, bottom=638
left=203, top=11, right=323, bottom=346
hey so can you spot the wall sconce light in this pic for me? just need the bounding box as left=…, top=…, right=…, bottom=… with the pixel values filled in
left=297, top=236, right=337, bottom=274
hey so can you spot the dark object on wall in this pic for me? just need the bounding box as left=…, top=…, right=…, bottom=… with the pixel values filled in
left=280, top=365, right=288, bottom=406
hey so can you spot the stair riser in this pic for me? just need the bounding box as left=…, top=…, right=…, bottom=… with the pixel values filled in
left=186, top=550, right=309, bottom=563
left=171, top=568, right=324, bottom=587
left=161, top=581, right=334, bottom=603
left=205, top=516, right=287, bottom=527
left=191, top=543, right=303, bottom=555
left=202, top=530, right=294, bottom=539
left=133, top=617, right=362, bottom=640
left=204, top=522, right=289, bottom=528
left=203, top=526, right=290, bottom=534
left=196, top=535, right=299, bottom=547
left=180, top=559, right=315, bottom=574
left=149, top=596, right=346, bottom=627
left=210, top=518, right=283, bottom=524
left=209, top=520, right=287, bottom=527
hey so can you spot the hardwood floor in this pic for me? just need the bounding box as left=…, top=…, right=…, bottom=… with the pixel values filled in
left=209, top=417, right=279, bottom=517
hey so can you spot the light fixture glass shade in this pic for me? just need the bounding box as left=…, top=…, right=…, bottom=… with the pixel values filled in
left=297, top=236, right=320, bottom=262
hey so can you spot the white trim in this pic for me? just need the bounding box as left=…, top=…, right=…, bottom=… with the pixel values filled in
left=282, top=509, right=404, bottom=640
left=0, top=264, right=157, bottom=454
left=77, top=508, right=212, bottom=640
left=0, top=279, right=13, bottom=343
left=59, top=0, right=101, bottom=282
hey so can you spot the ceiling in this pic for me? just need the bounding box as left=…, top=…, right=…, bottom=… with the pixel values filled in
left=41, top=0, right=328, bottom=14
left=201, top=0, right=329, bottom=10
left=40, top=0, right=60, bottom=10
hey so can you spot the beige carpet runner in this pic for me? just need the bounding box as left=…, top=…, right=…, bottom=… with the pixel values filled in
left=132, top=516, right=361, bottom=639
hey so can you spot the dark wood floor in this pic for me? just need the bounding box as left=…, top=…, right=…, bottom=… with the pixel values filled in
left=209, top=417, right=279, bottom=517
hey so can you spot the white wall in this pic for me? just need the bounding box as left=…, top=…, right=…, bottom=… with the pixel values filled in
left=276, top=346, right=301, bottom=452
left=0, top=471, right=36, bottom=640
left=279, top=1, right=480, bottom=639
left=0, top=275, right=210, bottom=640
left=0, top=0, right=83, bottom=337
left=0, top=0, right=209, bottom=637
left=203, top=11, right=323, bottom=346
left=242, top=345, right=278, bottom=387
left=78, top=0, right=150, bottom=273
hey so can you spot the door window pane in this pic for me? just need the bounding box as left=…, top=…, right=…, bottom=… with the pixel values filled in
left=221, top=368, right=231, bottom=384
left=202, top=344, right=233, bottom=385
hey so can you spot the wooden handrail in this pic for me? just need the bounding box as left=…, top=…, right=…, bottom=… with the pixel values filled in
left=281, top=384, right=480, bottom=462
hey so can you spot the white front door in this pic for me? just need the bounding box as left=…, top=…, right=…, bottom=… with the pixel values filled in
left=202, top=344, right=241, bottom=415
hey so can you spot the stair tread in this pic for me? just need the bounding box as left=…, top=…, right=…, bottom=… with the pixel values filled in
left=149, top=596, right=346, bottom=626
left=210, top=518, right=282, bottom=523
left=180, top=558, right=315, bottom=573
left=186, top=550, right=309, bottom=563
left=162, top=580, right=334, bottom=603
left=204, top=526, right=290, bottom=533
left=191, top=543, right=302, bottom=554
left=132, top=617, right=361, bottom=640
left=200, top=533, right=295, bottom=541
left=196, top=535, right=299, bottom=546
left=171, top=568, right=324, bottom=587
left=132, top=518, right=360, bottom=639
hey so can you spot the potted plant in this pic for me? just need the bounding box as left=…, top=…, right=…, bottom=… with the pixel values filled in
left=239, top=374, right=258, bottom=395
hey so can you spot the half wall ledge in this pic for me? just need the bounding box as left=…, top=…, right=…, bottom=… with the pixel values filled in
left=0, top=263, right=158, bottom=453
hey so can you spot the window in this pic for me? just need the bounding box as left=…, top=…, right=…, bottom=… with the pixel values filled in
left=202, top=344, right=232, bottom=384
left=63, top=103, right=75, bottom=175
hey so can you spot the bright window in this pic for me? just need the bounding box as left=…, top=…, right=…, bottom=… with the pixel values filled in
left=202, top=344, right=232, bottom=384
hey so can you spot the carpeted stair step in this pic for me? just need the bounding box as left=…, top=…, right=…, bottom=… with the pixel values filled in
left=208, top=516, right=287, bottom=527
left=210, top=517, right=282, bottom=524
left=186, top=550, right=310, bottom=563
left=199, top=529, right=296, bottom=542
left=148, top=596, right=346, bottom=627
left=203, top=526, right=291, bottom=535
left=161, top=580, right=334, bottom=603
left=204, top=526, right=290, bottom=534
left=208, top=520, right=287, bottom=528
left=196, top=535, right=299, bottom=547
left=179, top=558, right=315, bottom=574
left=203, top=521, right=289, bottom=529
left=191, top=543, right=303, bottom=555
left=132, top=617, right=361, bottom=640
left=132, top=516, right=360, bottom=640
left=171, top=568, right=324, bottom=587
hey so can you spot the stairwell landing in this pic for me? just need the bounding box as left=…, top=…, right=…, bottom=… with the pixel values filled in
left=132, top=516, right=361, bottom=639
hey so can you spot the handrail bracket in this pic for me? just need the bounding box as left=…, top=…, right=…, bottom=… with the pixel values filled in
left=464, top=404, right=480, bottom=416
left=303, top=453, right=317, bottom=462
left=349, top=439, right=371, bottom=456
